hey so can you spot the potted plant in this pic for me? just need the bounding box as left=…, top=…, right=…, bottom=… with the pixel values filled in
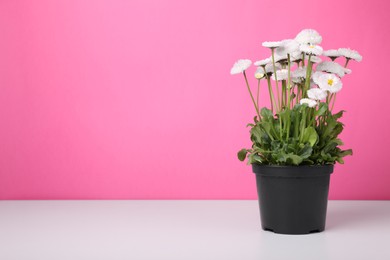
left=231, top=29, right=361, bottom=234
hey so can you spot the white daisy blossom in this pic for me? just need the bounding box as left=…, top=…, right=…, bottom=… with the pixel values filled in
left=254, top=58, right=271, bottom=67
left=264, top=63, right=282, bottom=74
left=317, top=73, right=343, bottom=93
left=300, top=44, right=323, bottom=56
left=295, top=29, right=322, bottom=45
left=271, top=53, right=288, bottom=63
left=308, top=88, right=328, bottom=100
left=291, top=67, right=307, bottom=83
left=300, top=98, right=317, bottom=108
left=275, top=39, right=300, bottom=57
left=262, top=41, right=283, bottom=48
left=323, top=49, right=342, bottom=58
left=290, top=51, right=304, bottom=62
left=271, top=69, right=289, bottom=81
left=312, top=71, right=326, bottom=85
left=307, top=55, right=322, bottom=63
left=338, top=48, right=362, bottom=62
left=316, top=61, right=346, bottom=77
left=255, top=67, right=265, bottom=79
left=230, top=59, right=252, bottom=75
left=292, top=67, right=307, bottom=78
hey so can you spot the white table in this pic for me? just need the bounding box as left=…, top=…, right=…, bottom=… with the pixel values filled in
left=0, top=200, right=389, bottom=260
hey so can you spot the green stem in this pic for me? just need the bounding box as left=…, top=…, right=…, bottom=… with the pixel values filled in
left=243, top=71, right=261, bottom=120
left=282, top=80, right=286, bottom=109
left=303, top=54, right=313, bottom=98
left=299, top=109, right=306, bottom=142
left=271, top=49, right=281, bottom=112
left=256, top=79, right=260, bottom=110
left=287, top=54, right=292, bottom=109
left=266, top=75, right=276, bottom=114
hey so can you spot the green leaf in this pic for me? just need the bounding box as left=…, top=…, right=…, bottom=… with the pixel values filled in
left=260, top=107, right=273, bottom=120
left=248, top=153, right=263, bottom=164
left=303, top=127, right=318, bottom=146
left=298, top=144, right=313, bottom=159
left=315, top=102, right=328, bottom=116
left=286, top=154, right=303, bottom=165
left=333, top=110, right=345, bottom=120
left=237, top=149, right=248, bottom=161
left=339, top=149, right=353, bottom=157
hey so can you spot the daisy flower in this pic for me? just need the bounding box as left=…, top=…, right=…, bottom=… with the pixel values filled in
left=271, top=69, right=289, bottom=81
left=262, top=41, right=284, bottom=49
left=307, top=55, right=322, bottom=63
left=254, top=58, right=271, bottom=67
left=300, top=44, right=323, bottom=56
left=338, top=48, right=362, bottom=62
left=230, top=59, right=252, bottom=75
left=307, top=88, right=328, bottom=100
left=255, top=67, right=265, bottom=79
left=291, top=66, right=307, bottom=83
left=317, top=73, right=343, bottom=93
left=300, top=98, right=317, bottom=108
left=270, top=53, right=288, bottom=63
left=275, top=39, right=300, bottom=57
left=323, top=49, right=342, bottom=60
left=316, top=61, right=346, bottom=77
left=312, top=71, right=325, bottom=85
left=290, top=51, right=304, bottom=62
left=295, top=29, right=322, bottom=45
left=264, top=63, right=282, bottom=74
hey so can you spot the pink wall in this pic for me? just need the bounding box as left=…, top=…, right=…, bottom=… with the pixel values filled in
left=0, top=0, right=389, bottom=199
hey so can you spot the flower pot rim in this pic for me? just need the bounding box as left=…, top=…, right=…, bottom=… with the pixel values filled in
left=252, top=163, right=334, bottom=177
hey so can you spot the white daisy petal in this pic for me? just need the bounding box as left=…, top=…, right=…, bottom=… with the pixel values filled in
left=230, top=59, right=252, bottom=75
left=264, top=63, right=282, bottom=74
left=323, top=49, right=342, bottom=59
left=307, top=88, right=328, bottom=100
left=300, top=98, right=317, bottom=108
left=291, top=66, right=307, bottom=83
left=344, top=68, right=352, bottom=74
left=295, top=29, right=322, bottom=45
left=270, top=53, right=288, bottom=63
left=312, top=71, right=326, bottom=85
left=292, top=66, right=307, bottom=78
left=262, top=41, right=284, bottom=48
left=300, top=44, right=323, bottom=56
left=338, top=48, right=362, bottom=62
left=290, top=51, right=304, bottom=62
left=307, top=55, right=322, bottom=63
left=317, top=74, right=343, bottom=93
left=271, top=69, right=289, bottom=81
left=275, top=39, right=300, bottom=56
left=316, top=61, right=346, bottom=77
left=254, top=58, right=271, bottom=67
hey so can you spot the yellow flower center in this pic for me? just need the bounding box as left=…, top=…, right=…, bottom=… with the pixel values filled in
left=309, top=45, right=315, bottom=48
left=327, top=79, right=334, bottom=86
left=255, top=73, right=264, bottom=79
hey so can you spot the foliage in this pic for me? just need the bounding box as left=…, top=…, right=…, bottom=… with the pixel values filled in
left=237, top=103, right=352, bottom=165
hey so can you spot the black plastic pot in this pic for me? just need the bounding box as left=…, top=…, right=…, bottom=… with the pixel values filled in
left=252, top=164, right=334, bottom=235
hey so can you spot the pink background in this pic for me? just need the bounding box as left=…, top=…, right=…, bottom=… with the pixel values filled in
left=0, top=0, right=389, bottom=200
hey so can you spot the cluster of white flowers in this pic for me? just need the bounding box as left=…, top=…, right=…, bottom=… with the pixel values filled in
left=230, top=29, right=362, bottom=111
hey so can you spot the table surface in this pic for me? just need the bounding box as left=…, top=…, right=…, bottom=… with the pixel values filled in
left=0, top=200, right=389, bottom=260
